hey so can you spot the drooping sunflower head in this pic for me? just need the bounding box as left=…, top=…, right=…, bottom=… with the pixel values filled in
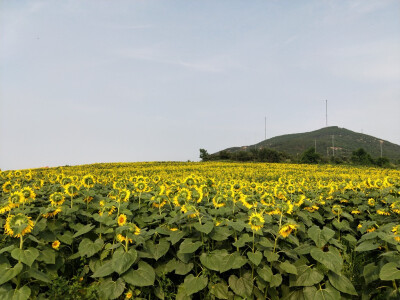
left=2, top=181, right=12, bottom=193
left=117, top=189, right=131, bottom=202
left=49, top=192, right=65, bottom=206
left=61, top=176, right=73, bottom=186
left=212, top=194, right=226, bottom=208
left=332, top=204, right=343, bottom=215
left=4, top=213, right=34, bottom=238
left=248, top=212, right=265, bottom=232
left=278, top=223, right=298, bottom=238
left=113, top=180, right=126, bottom=190
left=82, top=174, right=96, bottom=189
left=64, top=183, right=79, bottom=197
left=9, top=191, right=23, bottom=204
left=136, top=182, right=148, bottom=193
left=117, top=214, right=127, bottom=226
left=21, top=186, right=36, bottom=201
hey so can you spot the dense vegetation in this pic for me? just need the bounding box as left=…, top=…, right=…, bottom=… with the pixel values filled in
left=1, top=162, right=400, bottom=299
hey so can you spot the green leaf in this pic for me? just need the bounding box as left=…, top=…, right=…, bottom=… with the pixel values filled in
left=167, top=230, right=186, bottom=245
left=313, top=288, right=339, bottom=300
left=328, top=271, right=358, bottom=296
left=247, top=251, right=262, bottom=266
left=175, top=261, right=194, bottom=275
left=270, top=273, right=282, bottom=288
left=0, top=262, right=23, bottom=285
left=12, top=286, right=31, bottom=300
left=232, top=233, right=253, bottom=248
left=379, top=262, right=400, bottom=281
left=293, top=267, right=324, bottom=287
left=123, top=261, right=155, bottom=286
left=27, top=268, right=51, bottom=283
left=73, top=223, right=95, bottom=238
left=228, top=273, right=253, bottom=298
left=257, top=265, right=273, bottom=282
left=183, top=274, right=208, bottom=295
left=97, top=278, right=125, bottom=300
left=37, top=248, right=56, bottom=264
left=92, top=260, right=114, bottom=278
left=11, top=248, right=39, bottom=267
left=310, top=247, right=343, bottom=274
left=200, top=249, right=247, bottom=273
left=258, top=237, right=274, bottom=248
left=111, top=248, right=137, bottom=274
left=210, top=227, right=232, bottom=241
left=194, top=221, right=214, bottom=234
left=57, top=231, right=74, bottom=245
left=178, top=239, right=203, bottom=254
left=210, top=282, right=230, bottom=299
left=308, top=226, right=335, bottom=248
left=280, top=261, right=298, bottom=275
left=145, top=239, right=170, bottom=260
left=355, top=240, right=380, bottom=252
left=0, top=245, right=15, bottom=255
left=264, top=250, right=279, bottom=262
left=363, top=263, right=379, bottom=284
left=79, top=238, right=104, bottom=258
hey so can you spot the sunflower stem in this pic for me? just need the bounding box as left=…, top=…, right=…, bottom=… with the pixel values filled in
left=20, top=236, right=24, bottom=250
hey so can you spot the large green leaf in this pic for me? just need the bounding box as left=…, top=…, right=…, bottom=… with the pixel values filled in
left=293, top=267, right=324, bottom=287
left=123, top=261, right=155, bottom=286
left=247, top=251, right=262, bottom=266
left=175, top=261, right=194, bottom=275
left=233, top=234, right=253, bottom=248
left=37, top=248, right=56, bottom=264
left=92, top=260, right=114, bottom=278
left=0, top=263, right=23, bottom=285
left=328, top=272, right=358, bottom=296
left=270, top=273, right=282, bottom=288
left=11, top=248, right=39, bottom=267
left=310, top=247, right=342, bottom=274
left=194, top=221, right=214, bottom=234
left=178, top=239, right=203, bottom=254
left=210, top=227, right=232, bottom=241
left=210, top=282, right=230, bottom=299
left=228, top=273, right=253, bottom=298
left=355, top=240, right=380, bottom=252
left=363, top=263, right=379, bottom=284
left=73, top=223, right=95, bottom=238
left=200, top=249, right=247, bottom=273
left=145, top=239, right=170, bottom=260
left=257, top=265, right=273, bottom=282
left=183, top=274, right=208, bottom=295
left=379, top=262, right=400, bottom=281
left=78, top=238, right=104, bottom=258
left=11, top=286, right=31, bottom=300
left=308, top=226, right=335, bottom=248
left=97, top=278, right=125, bottom=300
left=111, top=248, right=137, bottom=274
left=280, top=261, right=298, bottom=275
left=27, top=267, right=51, bottom=283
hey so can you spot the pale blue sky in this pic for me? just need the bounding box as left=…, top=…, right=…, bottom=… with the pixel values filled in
left=1, top=1, right=399, bottom=170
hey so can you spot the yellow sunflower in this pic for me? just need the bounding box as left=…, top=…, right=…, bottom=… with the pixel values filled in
left=2, top=181, right=12, bottom=193
left=52, top=240, right=61, bottom=250
left=4, top=214, right=34, bottom=238
left=82, top=174, right=96, bottom=189
left=49, top=192, right=65, bottom=206
left=117, top=214, right=127, bottom=226
left=248, top=212, right=265, bottom=232
left=64, top=183, right=79, bottom=197
left=279, top=224, right=298, bottom=238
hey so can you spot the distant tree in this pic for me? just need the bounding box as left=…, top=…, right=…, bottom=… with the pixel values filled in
left=300, top=147, right=321, bottom=164
left=219, top=150, right=231, bottom=160
left=351, top=148, right=374, bottom=165
left=199, top=149, right=210, bottom=161
left=375, top=157, right=390, bottom=168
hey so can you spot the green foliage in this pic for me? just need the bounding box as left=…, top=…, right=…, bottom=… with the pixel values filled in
left=300, top=147, right=321, bottom=164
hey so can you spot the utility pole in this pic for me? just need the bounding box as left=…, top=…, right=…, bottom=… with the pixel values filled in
left=332, top=135, right=335, bottom=157
left=264, top=116, right=266, bottom=140
left=380, top=140, right=383, bottom=158
left=314, top=139, right=317, bottom=153
left=325, top=100, right=328, bottom=127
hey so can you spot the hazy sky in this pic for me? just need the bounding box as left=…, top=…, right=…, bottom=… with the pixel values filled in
left=1, top=0, right=399, bottom=170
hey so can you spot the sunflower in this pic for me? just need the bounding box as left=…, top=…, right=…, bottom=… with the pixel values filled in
left=125, top=291, right=133, bottom=299
left=391, top=201, right=400, bottom=214
left=151, top=195, right=167, bottom=208
left=9, top=191, right=24, bottom=204
left=136, top=182, right=148, bottom=193
left=117, top=189, right=131, bottom=202
left=21, top=186, right=36, bottom=202
left=331, top=204, right=342, bottom=215
left=2, top=181, right=12, bottom=193
left=392, top=225, right=400, bottom=236
left=82, top=174, right=95, bottom=189
left=117, top=234, right=132, bottom=244
left=248, top=212, right=265, bottom=232
left=368, top=198, right=375, bottom=207
left=377, top=209, right=390, bottom=216
left=64, top=183, right=79, bottom=197
left=117, top=214, right=127, bottom=226
left=212, top=194, right=226, bottom=208
left=351, top=209, right=361, bottom=215
left=42, top=207, right=62, bottom=218
left=49, top=192, right=65, bottom=206
left=367, top=226, right=376, bottom=233
left=279, top=224, right=298, bottom=238
left=4, top=214, right=34, bottom=238
left=52, top=240, right=61, bottom=250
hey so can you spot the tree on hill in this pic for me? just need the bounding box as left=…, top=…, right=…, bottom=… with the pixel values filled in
left=199, top=149, right=210, bottom=161
left=300, top=147, right=321, bottom=164
left=351, top=148, right=374, bottom=165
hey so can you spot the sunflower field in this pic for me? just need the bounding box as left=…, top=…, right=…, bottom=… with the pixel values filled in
left=0, top=162, right=400, bottom=300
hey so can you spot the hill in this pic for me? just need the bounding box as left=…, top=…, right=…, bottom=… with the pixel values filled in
left=218, top=126, right=400, bottom=161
